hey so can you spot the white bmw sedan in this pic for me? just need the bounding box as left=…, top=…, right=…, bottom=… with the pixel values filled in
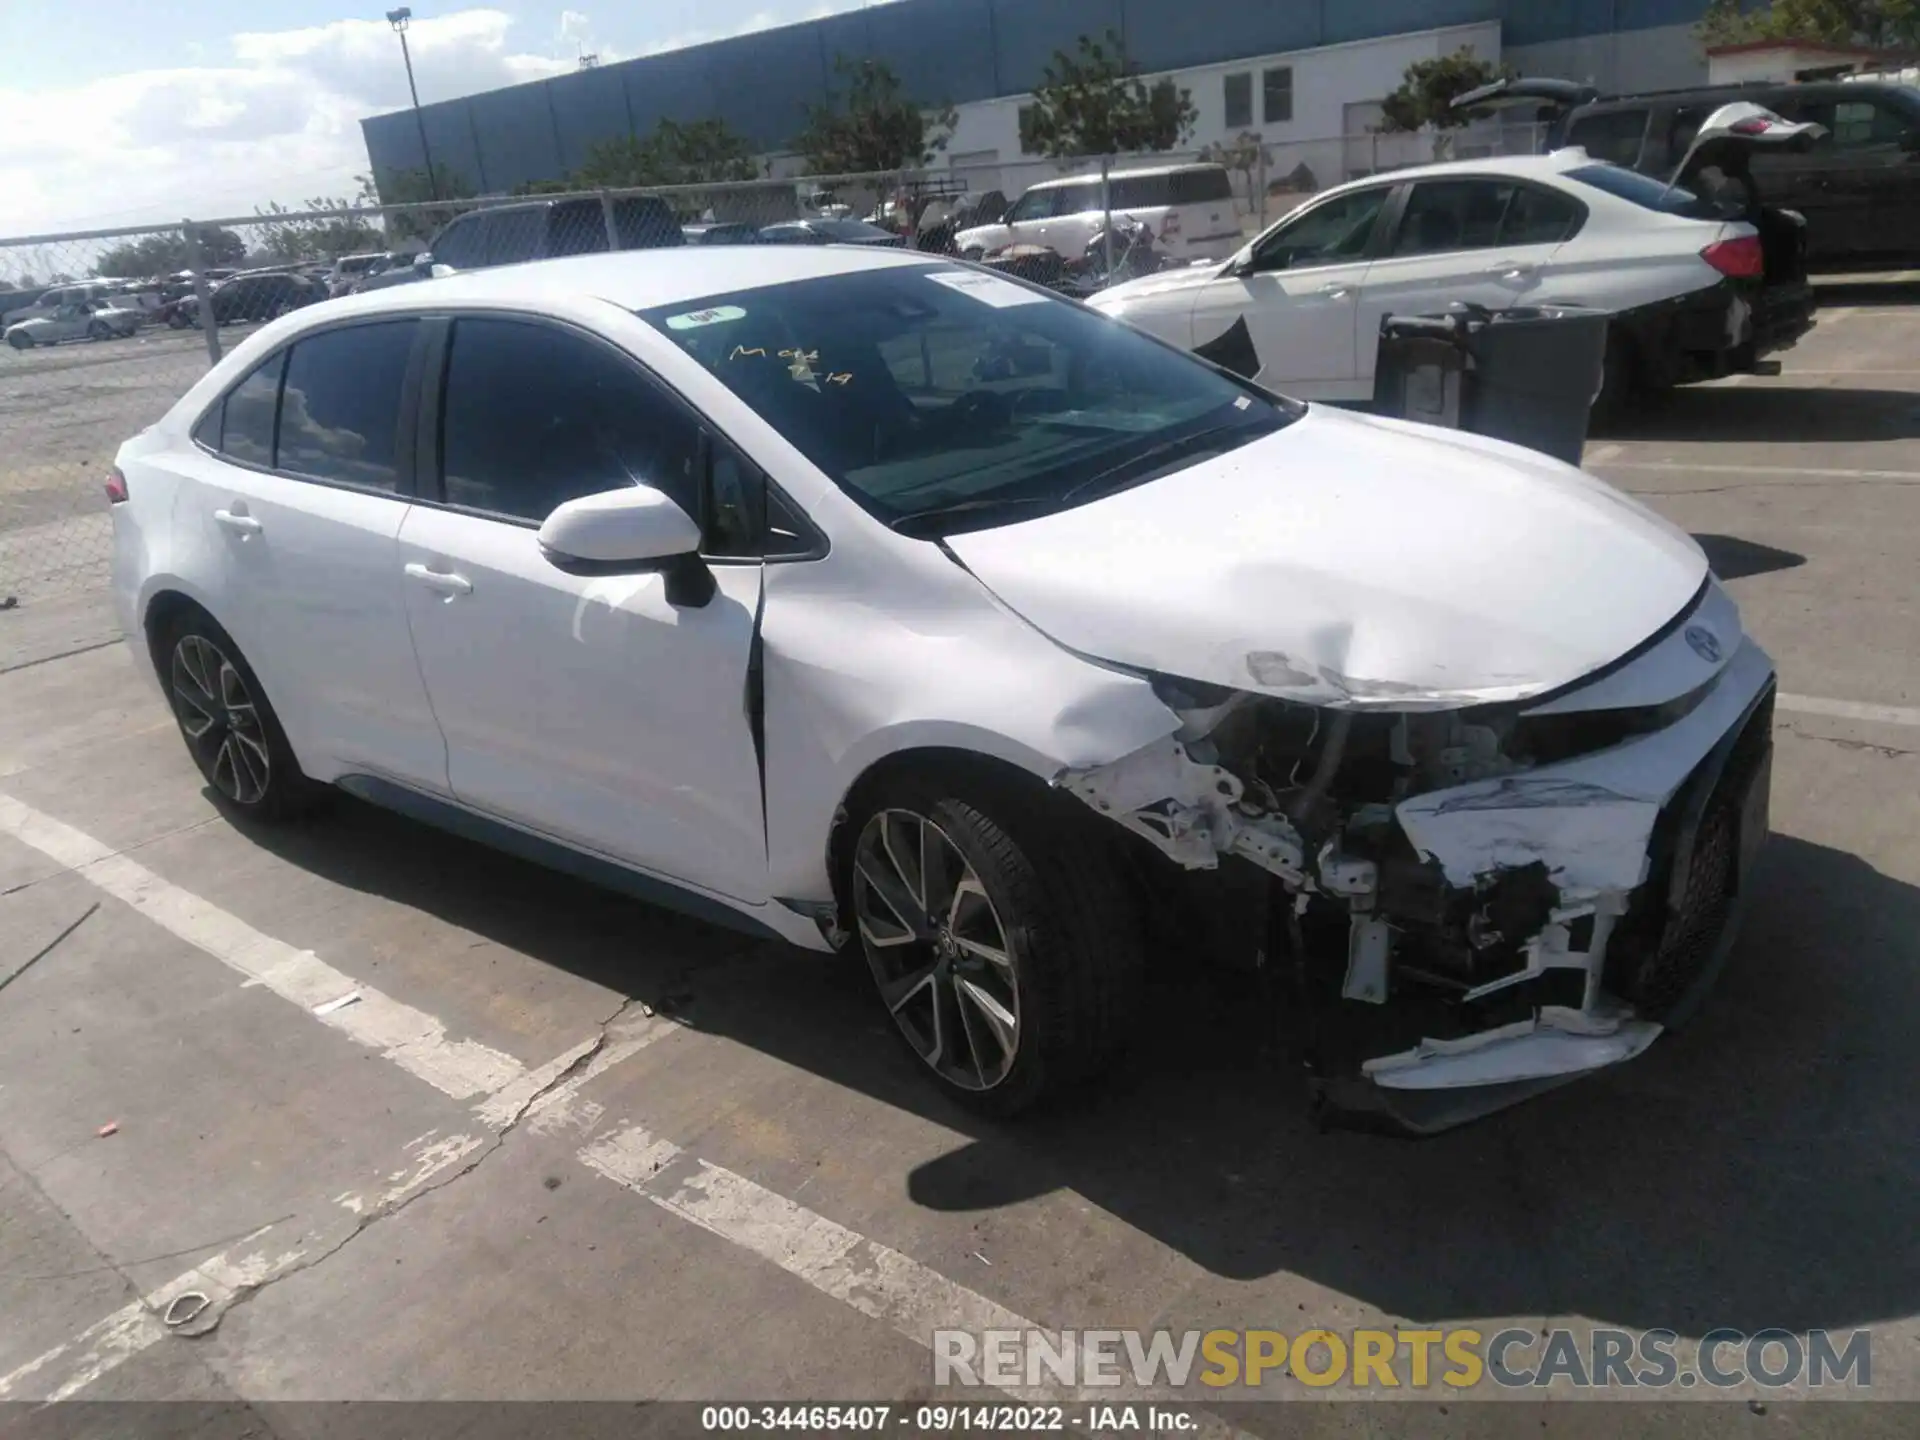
left=110, top=246, right=1775, bottom=1132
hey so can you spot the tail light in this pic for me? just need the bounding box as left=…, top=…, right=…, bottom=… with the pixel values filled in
left=104, top=465, right=128, bottom=505
left=1701, top=235, right=1764, bottom=279
left=1158, top=210, right=1182, bottom=238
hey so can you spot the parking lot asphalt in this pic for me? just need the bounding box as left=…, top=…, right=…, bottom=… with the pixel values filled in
left=0, top=286, right=1916, bottom=1435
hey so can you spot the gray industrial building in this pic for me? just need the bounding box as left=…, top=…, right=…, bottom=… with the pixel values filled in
left=359, top=0, right=1719, bottom=195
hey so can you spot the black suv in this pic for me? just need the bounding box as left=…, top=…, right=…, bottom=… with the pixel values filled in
left=360, top=194, right=682, bottom=291
left=1468, top=76, right=1920, bottom=273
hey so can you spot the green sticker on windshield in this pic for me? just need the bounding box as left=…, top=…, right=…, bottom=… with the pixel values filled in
left=665, top=304, right=747, bottom=330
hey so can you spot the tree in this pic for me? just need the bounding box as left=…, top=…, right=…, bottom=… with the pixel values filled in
left=1699, top=0, right=1920, bottom=46
left=797, top=57, right=955, bottom=173
left=95, top=225, right=246, bottom=277
left=568, top=118, right=760, bottom=188
left=1018, top=31, right=1196, bottom=159
left=1380, top=46, right=1509, bottom=160
left=251, top=197, right=384, bottom=263
left=368, top=165, right=475, bottom=245
left=1200, top=131, right=1270, bottom=213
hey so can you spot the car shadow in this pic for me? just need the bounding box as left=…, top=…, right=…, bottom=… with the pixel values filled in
left=1694, top=532, right=1807, bottom=581
left=1811, top=276, right=1920, bottom=307
left=1593, top=384, right=1920, bottom=443
left=231, top=800, right=1918, bottom=1339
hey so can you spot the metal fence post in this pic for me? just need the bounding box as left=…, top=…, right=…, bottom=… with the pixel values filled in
left=1100, top=155, right=1113, bottom=277
left=599, top=189, right=619, bottom=251
left=1255, top=145, right=1268, bottom=227
left=182, top=219, right=221, bottom=367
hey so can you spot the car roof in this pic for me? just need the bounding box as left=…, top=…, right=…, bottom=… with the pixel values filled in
left=1306, top=150, right=1598, bottom=201
left=1578, top=78, right=1915, bottom=110
left=1030, top=161, right=1228, bottom=188
left=317, top=245, right=948, bottom=319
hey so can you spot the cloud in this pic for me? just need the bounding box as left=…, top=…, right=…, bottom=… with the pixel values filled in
left=0, top=9, right=579, bottom=241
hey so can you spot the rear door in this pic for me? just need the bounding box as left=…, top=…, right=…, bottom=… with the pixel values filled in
left=1162, top=167, right=1240, bottom=259
left=177, top=320, right=447, bottom=786
left=1188, top=182, right=1393, bottom=399
left=1355, top=177, right=1584, bottom=386
left=396, top=314, right=769, bottom=902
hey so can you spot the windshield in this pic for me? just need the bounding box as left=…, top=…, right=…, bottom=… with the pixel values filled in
left=639, top=265, right=1299, bottom=536
left=1563, top=162, right=1721, bottom=218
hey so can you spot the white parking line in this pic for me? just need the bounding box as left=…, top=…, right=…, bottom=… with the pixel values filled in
left=1778, top=693, right=1920, bottom=728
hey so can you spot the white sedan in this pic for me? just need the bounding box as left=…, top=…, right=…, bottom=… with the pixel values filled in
left=109, top=245, right=1774, bottom=1132
left=1090, top=114, right=1818, bottom=403
left=6, top=298, right=144, bottom=349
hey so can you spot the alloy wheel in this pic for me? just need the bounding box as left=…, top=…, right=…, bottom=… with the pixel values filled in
left=853, top=808, right=1020, bottom=1092
left=170, top=634, right=271, bottom=805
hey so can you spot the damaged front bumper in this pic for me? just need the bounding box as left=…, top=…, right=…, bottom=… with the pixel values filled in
left=1060, top=612, right=1776, bottom=1135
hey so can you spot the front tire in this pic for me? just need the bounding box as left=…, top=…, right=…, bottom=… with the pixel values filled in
left=848, top=774, right=1144, bottom=1115
left=7, top=330, right=32, bottom=350
left=87, top=320, right=110, bottom=341
left=160, top=612, right=320, bottom=821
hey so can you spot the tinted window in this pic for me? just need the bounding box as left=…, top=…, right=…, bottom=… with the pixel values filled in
left=1252, top=186, right=1389, bottom=269
left=639, top=266, right=1296, bottom=537
left=1048, top=182, right=1104, bottom=217
left=1005, top=188, right=1051, bottom=223
left=278, top=322, right=416, bottom=490
left=1391, top=180, right=1511, bottom=256
left=1564, top=163, right=1719, bottom=218
left=439, top=317, right=701, bottom=524
left=486, top=207, right=547, bottom=265
left=1567, top=108, right=1650, bottom=167
left=1169, top=168, right=1234, bottom=205
left=1109, top=175, right=1166, bottom=209
left=546, top=200, right=609, bottom=258
left=1500, top=184, right=1583, bottom=245
left=1796, top=95, right=1914, bottom=148
left=198, top=352, right=284, bottom=465
left=1263, top=66, right=1293, bottom=124
left=614, top=196, right=683, bottom=249
left=430, top=214, right=487, bottom=268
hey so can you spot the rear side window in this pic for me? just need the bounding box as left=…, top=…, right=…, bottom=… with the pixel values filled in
left=1567, top=108, right=1651, bottom=167
left=1390, top=180, right=1512, bottom=256
left=1501, top=184, right=1584, bottom=245
left=196, top=352, right=284, bottom=466
left=1168, top=168, right=1234, bottom=205
left=438, top=317, right=701, bottom=523
left=1564, top=163, right=1718, bottom=219
left=278, top=322, right=417, bottom=491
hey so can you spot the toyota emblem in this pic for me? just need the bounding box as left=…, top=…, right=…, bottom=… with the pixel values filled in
left=1685, top=625, right=1723, bottom=663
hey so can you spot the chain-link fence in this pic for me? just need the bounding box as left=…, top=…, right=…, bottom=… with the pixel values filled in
left=0, top=122, right=1546, bottom=669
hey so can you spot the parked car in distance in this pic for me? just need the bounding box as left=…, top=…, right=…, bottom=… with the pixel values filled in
left=110, top=244, right=1774, bottom=1134
left=1464, top=74, right=1920, bottom=272
left=198, top=271, right=326, bottom=327
left=1092, top=107, right=1819, bottom=404
left=326, top=254, right=389, bottom=296
left=3, top=281, right=116, bottom=328
left=755, top=218, right=907, bottom=247
left=682, top=222, right=761, bottom=245
left=358, top=194, right=684, bottom=291
left=5, top=297, right=144, bottom=348
left=953, top=162, right=1242, bottom=266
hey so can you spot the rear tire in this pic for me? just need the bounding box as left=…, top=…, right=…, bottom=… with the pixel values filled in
left=8, top=331, right=32, bottom=350
left=158, top=610, right=323, bottom=822
left=846, top=770, right=1144, bottom=1116
left=87, top=320, right=110, bottom=341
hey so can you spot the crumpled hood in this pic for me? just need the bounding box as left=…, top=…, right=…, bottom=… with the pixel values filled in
left=944, top=407, right=1708, bottom=710
left=1086, top=263, right=1222, bottom=311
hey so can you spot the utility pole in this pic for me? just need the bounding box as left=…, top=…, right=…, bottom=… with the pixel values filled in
left=386, top=8, right=440, bottom=201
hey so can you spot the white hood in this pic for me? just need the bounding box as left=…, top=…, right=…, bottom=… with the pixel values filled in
left=1086, top=263, right=1222, bottom=312
left=944, top=407, right=1708, bottom=710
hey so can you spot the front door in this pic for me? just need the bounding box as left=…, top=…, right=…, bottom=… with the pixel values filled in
left=397, top=315, right=768, bottom=903
left=1191, top=183, right=1394, bottom=399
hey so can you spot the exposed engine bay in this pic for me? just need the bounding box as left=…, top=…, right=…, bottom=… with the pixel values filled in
left=1057, top=603, right=1777, bottom=1135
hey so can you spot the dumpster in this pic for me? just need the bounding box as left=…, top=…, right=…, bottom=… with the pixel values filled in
left=1375, top=303, right=1609, bottom=466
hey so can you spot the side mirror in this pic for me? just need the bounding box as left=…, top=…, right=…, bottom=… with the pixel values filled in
left=537, top=485, right=714, bottom=605
left=413, top=253, right=435, bottom=275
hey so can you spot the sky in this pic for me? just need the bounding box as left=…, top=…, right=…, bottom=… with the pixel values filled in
left=0, top=2, right=870, bottom=240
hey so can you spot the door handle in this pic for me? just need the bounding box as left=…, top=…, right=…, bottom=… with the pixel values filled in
left=213, top=508, right=261, bottom=535
left=1482, top=261, right=1536, bottom=281
left=404, top=562, right=473, bottom=597
left=1316, top=284, right=1353, bottom=300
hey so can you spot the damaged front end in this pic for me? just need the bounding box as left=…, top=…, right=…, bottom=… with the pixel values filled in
left=1058, top=585, right=1776, bottom=1135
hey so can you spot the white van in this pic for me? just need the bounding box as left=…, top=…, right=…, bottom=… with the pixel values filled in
left=951, top=162, right=1242, bottom=265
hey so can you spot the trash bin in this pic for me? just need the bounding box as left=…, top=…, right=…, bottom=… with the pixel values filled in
left=1375, top=303, right=1609, bottom=466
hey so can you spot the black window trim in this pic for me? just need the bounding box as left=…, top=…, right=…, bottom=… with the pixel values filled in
left=1373, top=174, right=1590, bottom=259
left=412, top=307, right=827, bottom=564
left=187, top=314, right=431, bottom=502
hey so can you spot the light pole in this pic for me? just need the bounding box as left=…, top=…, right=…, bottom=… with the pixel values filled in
left=386, top=8, right=440, bottom=201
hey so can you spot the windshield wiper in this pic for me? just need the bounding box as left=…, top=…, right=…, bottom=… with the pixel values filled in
left=1054, top=420, right=1258, bottom=508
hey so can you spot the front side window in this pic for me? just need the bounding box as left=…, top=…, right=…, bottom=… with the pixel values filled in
left=1224, top=72, right=1252, bottom=130
left=1390, top=180, right=1513, bottom=256
left=278, top=321, right=416, bottom=491
left=1263, top=66, right=1293, bottom=124
left=485, top=208, right=546, bottom=265
left=1005, top=188, right=1051, bottom=223
left=1048, top=182, right=1104, bottom=217
left=438, top=317, right=700, bottom=524
left=639, top=266, right=1298, bottom=537
left=430, top=215, right=487, bottom=269
left=1251, top=186, right=1390, bottom=270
